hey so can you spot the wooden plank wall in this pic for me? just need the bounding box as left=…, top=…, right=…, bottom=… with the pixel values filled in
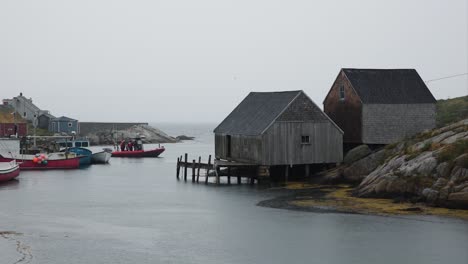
left=215, top=134, right=263, bottom=164
left=262, top=121, right=343, bottom=165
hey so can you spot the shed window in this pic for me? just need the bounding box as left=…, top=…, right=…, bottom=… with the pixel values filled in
left=339, top=85, right=345, bottom=101
left=301, top=136, right=310, bottom=144
left=68, top=122, right=73, bottom=127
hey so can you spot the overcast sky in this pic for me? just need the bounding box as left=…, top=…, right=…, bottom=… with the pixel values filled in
left=1, top=0, right=467, bottom=123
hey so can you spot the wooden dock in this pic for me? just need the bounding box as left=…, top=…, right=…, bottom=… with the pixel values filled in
left=176, top=153, right=263, bottom=185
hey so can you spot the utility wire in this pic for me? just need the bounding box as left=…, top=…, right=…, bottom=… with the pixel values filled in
left=424, top=72, right=468, bottom=83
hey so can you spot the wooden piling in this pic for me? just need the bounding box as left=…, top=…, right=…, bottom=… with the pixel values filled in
left=227, top=167, right=231, bottom=184
left=192, top=159, right=196, bottom=182
left=184, top=153, right=188, bottom=181
left=215, top=166, right=220, bottom=185
left=176, top=157, right=180, bottom=180
left=196, top=156, right=201, bottom=182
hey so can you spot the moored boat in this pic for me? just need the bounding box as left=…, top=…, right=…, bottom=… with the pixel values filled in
left=91, top=150, right=112, bottom=164
left=111, top=147, right=165, bottom=158
left=65, top=147, right=92, bottom=166
left=0, top=161, right=20, bottom=182
left=0, top=153, right=80, bottom=170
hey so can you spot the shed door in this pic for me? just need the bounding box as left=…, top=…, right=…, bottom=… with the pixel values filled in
left=226, top=135, right=232, bottom=158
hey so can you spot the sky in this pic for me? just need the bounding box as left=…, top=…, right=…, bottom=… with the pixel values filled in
left=0, top=0, right=467, bottom=123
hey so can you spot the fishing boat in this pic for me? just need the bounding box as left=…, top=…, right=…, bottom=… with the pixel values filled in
left=111, top=147, right=165, bottom=158
left=0, top=153, right=80, bottom=170
left=91, top=150, right=112, bottom=164
left=64, top=147, right=92, bottom=166
left=0, top=161, right=20, bottom=182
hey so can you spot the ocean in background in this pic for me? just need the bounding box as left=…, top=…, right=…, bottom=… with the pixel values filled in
left=0, top=123, right=467, bottom=264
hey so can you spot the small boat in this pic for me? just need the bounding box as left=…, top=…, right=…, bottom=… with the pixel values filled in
left=64, top=147, right=92, bottom=166
left=111, top=147, right=165, bottom=158
left=91, top=150, right=112, bottom=164
left=0, top=153, right=80, bottom=170
left=0, top=161, right=20, bottom=182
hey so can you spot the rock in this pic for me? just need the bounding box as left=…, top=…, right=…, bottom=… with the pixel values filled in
left=447, top=191, right=468, bottom=208
left=398, top=152, right=437, bottom=177
left=454, top=154, right=468, bottom=168
left=441, top=131, right=468, bottom=144
left=422, top=188, right=439, bottom=203
left=431, top=178, right=448, bottom=190
left=449, top=166, right=468, bottom=184
left=342, top=149, right=386, bottom=182
left=176, top=135, right=195, bottom=141
left=436, top=162, right=452, bottom=178
left=317, top=168, right=343, bottom=184
left=439, top=186, right=451, bottom=201
left=343, top=145, right=372, bottom=164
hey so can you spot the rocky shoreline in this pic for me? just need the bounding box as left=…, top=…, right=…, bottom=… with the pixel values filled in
left=257, top=183, right=468, bottom=220
left=258, top=119, right=468, bottom=220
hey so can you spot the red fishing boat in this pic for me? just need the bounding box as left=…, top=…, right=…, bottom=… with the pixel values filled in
left=111, top=147, right=165, bottom=158
left=0, top=161, right=20, bottom=182
left=0, top=153, right=80, bottom=170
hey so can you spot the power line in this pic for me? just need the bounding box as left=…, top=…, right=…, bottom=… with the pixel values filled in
left=425, top=72, right=468, bottom=83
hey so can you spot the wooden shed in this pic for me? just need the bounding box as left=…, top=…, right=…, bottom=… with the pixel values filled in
left=214, top=90, right=343, bottom=167
left=323, top=69, right=437, bottom=146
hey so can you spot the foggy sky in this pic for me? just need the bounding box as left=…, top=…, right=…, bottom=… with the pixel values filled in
left=1, top=0, right=467, bottom=123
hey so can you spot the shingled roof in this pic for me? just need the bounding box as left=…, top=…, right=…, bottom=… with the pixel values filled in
left=342, top=68, right=437, bottom=104
left=214, top=90, right=338, bottom=135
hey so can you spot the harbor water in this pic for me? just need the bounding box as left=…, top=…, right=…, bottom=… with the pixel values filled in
left=0, top=124, right=467, bottom=264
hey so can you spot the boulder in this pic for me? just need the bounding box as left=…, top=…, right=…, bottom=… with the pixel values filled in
left=431, top=178, right=448, bottom=190
left=344, top=145, right=372, bottom=164
left=342, top=149, right=386, bottom=182
left=436, top=162, right=452, bottom=178
left=422, top=188, right=439, bottom=203
left=398, top=152, right=437, bottom=177
left=449, top=166, right=468, bottom=184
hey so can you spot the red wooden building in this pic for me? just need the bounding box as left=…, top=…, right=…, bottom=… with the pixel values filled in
left=0, top=123, right=27, bottom=137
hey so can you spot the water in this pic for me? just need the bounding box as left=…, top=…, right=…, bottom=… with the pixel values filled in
left=0, top=124, right=467, bottom=264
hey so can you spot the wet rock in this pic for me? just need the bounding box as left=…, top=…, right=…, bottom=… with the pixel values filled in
left=344, top=145, right=372, bottom=164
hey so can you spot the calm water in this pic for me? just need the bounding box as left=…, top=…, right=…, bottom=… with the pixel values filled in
left=0, top=124, right=467, bottom=264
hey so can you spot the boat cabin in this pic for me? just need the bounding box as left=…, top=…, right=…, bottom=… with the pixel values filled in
left=57, top=139, right=90, bottom=149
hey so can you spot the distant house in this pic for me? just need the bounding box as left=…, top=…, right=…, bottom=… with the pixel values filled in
left=214, top=90, right=343, bottom=168
left=50, top=116, right=79, bottom=134
left=323, top=68, right=437, bottom=145
left=38, top=113, right=55, bottom=130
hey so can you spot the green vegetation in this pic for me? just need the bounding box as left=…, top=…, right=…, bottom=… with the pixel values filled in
left=27, top=123, right=53, bottom=136
left=437, top=139, right=468, bottom=164
left=436, top=95, right=468, bottom=127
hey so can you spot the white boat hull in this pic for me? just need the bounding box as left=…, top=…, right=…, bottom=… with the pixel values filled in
left=91, top=151, right=111, bottom=164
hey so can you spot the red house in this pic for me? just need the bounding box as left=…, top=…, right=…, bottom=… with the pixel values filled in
left=0, top=123, right=27, bottom=137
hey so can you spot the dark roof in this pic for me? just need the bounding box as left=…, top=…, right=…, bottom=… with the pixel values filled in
left=214, top=91, right=302, bottom=135
left=342, top=68, right=437, bottom=104
left=52, top=116, right=77, bottom=122
left=214, top=90, right=342, bottom=135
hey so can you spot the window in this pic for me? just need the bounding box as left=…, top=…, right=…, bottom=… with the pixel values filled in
left=75, top=142, right=82, bottom=147
left=339, top=85, right=345, bottom=101
left=82, top=142, right=89, bottom=147
left=301, top=136, right=310, bottom=144
left=23, top=112, right=27, bottom=117
left=68, top=122, right=73, bottom=127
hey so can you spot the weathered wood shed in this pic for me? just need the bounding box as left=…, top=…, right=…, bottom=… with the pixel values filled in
left=324, top=68, right=437, bottom=145
left=214, top=90, right=343, bottom=166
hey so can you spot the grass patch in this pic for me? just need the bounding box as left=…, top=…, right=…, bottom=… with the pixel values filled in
left=437, top=139, right=468, bottom=163
left=436, top=95, right=468, bottom=127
